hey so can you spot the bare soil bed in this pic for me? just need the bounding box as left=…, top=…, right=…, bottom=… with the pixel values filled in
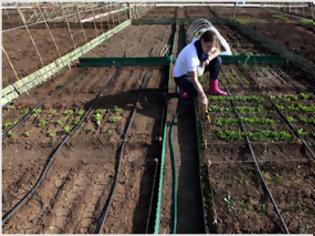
left=208, top=7, right=315, bottom=64
left=86, top=25, right=173, bottom=57
left=2, top=17, right=170, bottom=233
left=144, top=7, right=176, bottom=18
left=203, top=161, right=314, bottom=233
left=248, top=23, right=315, bottom=64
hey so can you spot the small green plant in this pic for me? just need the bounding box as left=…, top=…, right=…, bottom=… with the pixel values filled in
left=96, top=108, right=106, bottom=113
left=56, top=119, right=66, bottom=128
left=273, top=94, right=299, bottom=102
left=7, top=130, right=15, bottom=138
left=21, top=107, right=30, bottom=115
left=75, top=109, right=85, bottom=116
left=63, top=125, right=71, bottom=134
left=38, top=119, right=48, bottom=128
left=113, top=106, right=123, bottom=114
left=270, top=131, right=293, bottom=141
left=297, top=128, right=307, bottom=137
left=47, top=129, right=56, bottom=138
left=298, top=115, right=315, bottom=125
left=286, top=116, right=296, bottom=123
left=109, top=115, right=122, bottom=123
left=298, top=104, right=315, bottom=113
left=3, top=120, right=17, bottom=129
left=217, top=130, right=293, bottom=142
left=233, top=95, right=265, bottom=103
left=217, top=130, right=242, bottom=141
left=214, top=117, right=276, bottom=126
left=239, top=105, right=265, bottom=114
left=92, top=109, right=106, bottom=126
left=240, top=199, right=250, bottom=211
left=276, top=104, right=285, bottom=111
left=239, top=75, right=250, bottom=85
left=214, top=118, right=238, bottom=126
left=241, top=117, right=276, bottom=126
left=63, top=109, right=74, bottom=117
left=73, top=117, right=81, bottom=125
left=22, top=131, right=31, bottom=137
left=208, top=105, right=231, bottom=113
left=223, top=195, right=236, bottom=212
left=106, top=128, right=113, bottom=134
left=48, top=109, right=57, bottom=115
left=3, top=121, right=11, bottom=129
left=86, top=123, right=96, bottom=133
left=31, top=108, right=42, bottom=117
left=229, top=75, right=238, bottom=84
left=300, top=93, right=312, bottom=100
left=93, top=113, right=103, bottom=126
left=257, top=203, right=267, bottom=214
left=7, top=104, right=16, bottom=111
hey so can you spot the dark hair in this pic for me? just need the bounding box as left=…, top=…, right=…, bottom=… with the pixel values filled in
left=200, top=30, right=216, bottom=43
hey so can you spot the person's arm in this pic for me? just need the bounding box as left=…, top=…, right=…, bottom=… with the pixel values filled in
left=189, top=71, right=208, bottom=112
left=202, top=48, right=220, bottom=67
left=209, top=26, right=232, bottom=56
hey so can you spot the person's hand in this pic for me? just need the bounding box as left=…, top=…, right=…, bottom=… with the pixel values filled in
left=202, top=59, right=210, bottom=66
left=208, top=48, right=220, bottom=61
left=201, top=95, right=208, bottom=113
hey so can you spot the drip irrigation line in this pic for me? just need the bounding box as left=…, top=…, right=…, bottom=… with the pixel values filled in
left=221, top=72, right=290, bottom=234
left=94, top=70, right=153, bottom=234
left=202, top=159, right=311, bottom=165
left=2, top=68, right=120, bottom=225
left=266, top=96, right=315, bottom=160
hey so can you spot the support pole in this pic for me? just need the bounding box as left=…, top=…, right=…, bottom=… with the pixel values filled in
left=17, top=7, right=45, bottom=67
left=35, top=2, right=62, bottom=59
left=232, top=2, right=237, bottom=19
left=59, top=1, right=76, bottom=49
left=91, top=6, right=98, bottom=36
left=105, top=3, right=112, bottom=30
left=76, top=5, right=87, bottom=43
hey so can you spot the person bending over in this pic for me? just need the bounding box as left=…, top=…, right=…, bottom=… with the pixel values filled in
left=173, top=30, right=227, bottom=112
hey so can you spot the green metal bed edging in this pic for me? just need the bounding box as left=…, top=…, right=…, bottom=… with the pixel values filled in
left=1, top=20, right=131, bottom=106
left=154, top=23, right=179, bottom=234
left=78, top=55, right=286, bottom=67
left=154, top=109, right=168, bottom=234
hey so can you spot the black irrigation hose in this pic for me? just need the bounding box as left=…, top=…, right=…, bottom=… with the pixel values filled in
left=266, top=96, right=315, bottom=160
left=94, top=71, right=152, bottom=234
left=2, top=75, right=79, bottom=138
left=221, top=72, right=290, bottom=234
left=2, top=68, right=120, bottom=225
